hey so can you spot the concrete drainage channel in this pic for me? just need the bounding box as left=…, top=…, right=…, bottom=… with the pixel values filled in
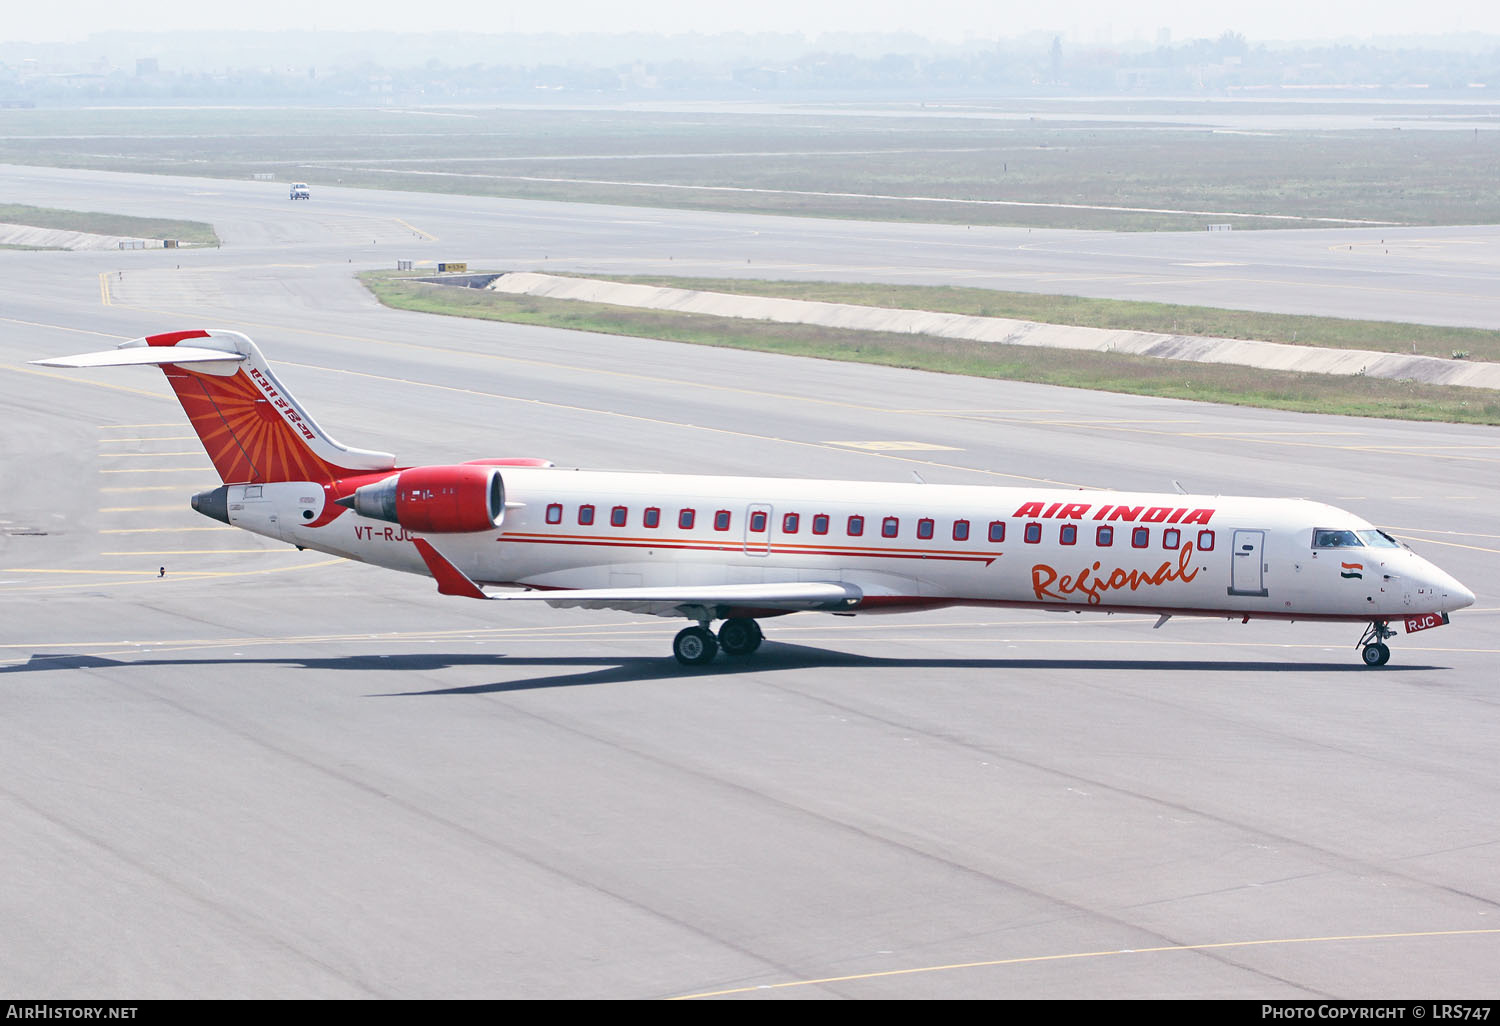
left=410, top=270, right=1500, bottom=391
left=491, top=271, right=1500, bottom=391
left=0, top=224, right=184, bottom=250
left=410, top=272, right=504, bottom=289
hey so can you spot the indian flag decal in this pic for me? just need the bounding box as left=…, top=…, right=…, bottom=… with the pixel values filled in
left=1340, top=562, right=1364, bottom=580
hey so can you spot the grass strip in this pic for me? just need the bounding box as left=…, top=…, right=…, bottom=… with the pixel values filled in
left=0, top=204, right=219, bottom=245
left=361, top=271, right=1500, bottom=425
left=6, top=108, right=1500, bottom=232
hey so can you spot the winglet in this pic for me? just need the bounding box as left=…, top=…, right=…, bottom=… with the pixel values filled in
left=411, top=538, right=489, bottom=600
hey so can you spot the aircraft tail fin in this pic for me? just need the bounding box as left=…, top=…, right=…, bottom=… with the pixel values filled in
left=34, top=329, right=395, bottom=484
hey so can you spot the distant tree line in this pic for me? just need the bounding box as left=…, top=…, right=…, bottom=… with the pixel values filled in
left=3, top=32, right=1500, bottom=103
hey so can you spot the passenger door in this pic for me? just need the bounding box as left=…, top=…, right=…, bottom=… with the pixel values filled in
left=1228, top=529, right=1268, bottom=597
left=744, top=504, right=772, bottom=556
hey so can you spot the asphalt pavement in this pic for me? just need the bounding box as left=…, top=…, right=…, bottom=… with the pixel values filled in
left=1, top=165, right=1497, bottom=999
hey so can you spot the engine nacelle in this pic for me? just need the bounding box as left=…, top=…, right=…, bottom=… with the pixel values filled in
left=343, top=465, right=505, bottom=534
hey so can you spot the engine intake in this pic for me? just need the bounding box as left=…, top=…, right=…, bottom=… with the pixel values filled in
left=341, top=465, right=505, bottom=534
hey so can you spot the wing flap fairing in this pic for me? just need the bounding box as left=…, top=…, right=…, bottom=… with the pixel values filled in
left=498, top=581, right=862, bottom=616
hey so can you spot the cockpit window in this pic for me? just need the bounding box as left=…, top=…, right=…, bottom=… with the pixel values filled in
left=1313, top=529, right=1363, bottom=548
left=1358, top=530, right=1402, bottom=549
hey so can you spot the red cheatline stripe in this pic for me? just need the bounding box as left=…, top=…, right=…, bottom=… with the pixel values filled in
left=499, top=532, right=997, bottom=565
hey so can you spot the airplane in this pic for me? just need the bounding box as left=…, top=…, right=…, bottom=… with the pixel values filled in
left=36, top=329, right=1475, bottom=667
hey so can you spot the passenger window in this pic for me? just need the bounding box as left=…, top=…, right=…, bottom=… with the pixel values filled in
left=1060, top=524, right=1077, bottom=545
left=1162, top=528, right=1180, bottom=549
left=1132, top=526, right=1149, bottom=548
left=847, top=515, right=864, bottom=537
left=917, top=518, right=934, bottom=540
left=749, top=511, right=767, bottom=532
left=1096, top=525, right=1113, bottom=546
left=1023, top=522, right=1041, bottom=544
left=813, top=514, right=829, bottom=535
left=782, top=513, right=800, bottom=534
left=989, top=521, right=1006, bottom=543
left=643, top=507, right=661, bottom=529
left=578, top=504, right=595, bottom=526
left=882, top=517, right=899, bottom=538
left=678, top=508, right=695, bottom=529
left=714, top=510, right=731, bottom=531
left=611, top=506, right=628, bottom=527
left=1197, top=530, right=1215, bottom=552
left=545, top=503, right=563, bottom=525
left=952, top=519, right=970, bottom=541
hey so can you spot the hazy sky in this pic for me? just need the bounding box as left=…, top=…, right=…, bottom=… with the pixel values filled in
left=4, top=0, right=1497, bottom=45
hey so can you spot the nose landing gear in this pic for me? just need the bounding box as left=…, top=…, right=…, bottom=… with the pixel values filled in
left=1358, top=620, right=1394, bottom=666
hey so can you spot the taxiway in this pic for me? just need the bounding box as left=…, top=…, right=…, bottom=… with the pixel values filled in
left=2, top=165, right=1497, bottom=998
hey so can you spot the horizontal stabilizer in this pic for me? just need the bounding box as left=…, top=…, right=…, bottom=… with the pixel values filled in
left=36, top=329, right=396, bottom=481
left=32, top=347, right=247, bottom=369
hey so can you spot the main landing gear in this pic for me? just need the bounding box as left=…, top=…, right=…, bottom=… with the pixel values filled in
left=673, top=617, right=764, bottom=666
left=1358, top=620, right=1394, bottom=667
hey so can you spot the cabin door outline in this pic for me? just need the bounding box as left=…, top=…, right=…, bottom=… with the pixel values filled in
left=744, top=503, right=772, bottom=556
left=1228, top=529, right=1268, bottom=597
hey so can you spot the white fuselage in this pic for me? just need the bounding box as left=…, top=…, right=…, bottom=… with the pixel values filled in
left=225, top=468, right=1474, bottom=623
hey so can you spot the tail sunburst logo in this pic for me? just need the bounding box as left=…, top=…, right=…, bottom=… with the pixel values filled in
left=1340, top=562, right=1364, bottom=580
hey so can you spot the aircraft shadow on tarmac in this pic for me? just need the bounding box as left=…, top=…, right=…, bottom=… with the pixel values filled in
left=2, top=643, right=1447, bottom=694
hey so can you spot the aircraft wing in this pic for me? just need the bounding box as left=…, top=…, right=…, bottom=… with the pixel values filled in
left=490, top=581, right=862, bottom=617
left=411, top=539, right=859, bottom=616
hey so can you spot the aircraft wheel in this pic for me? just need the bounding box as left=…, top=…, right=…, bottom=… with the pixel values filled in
left=718, top=617, right=763, bottom=657
left=673, top=626, right=719, bottom=666
left=1361, top=642, right=1391, bottom=667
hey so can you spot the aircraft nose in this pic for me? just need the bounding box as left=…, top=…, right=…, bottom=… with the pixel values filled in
left=1408, top=552, right=1474, bottom=612
left=1427, top=562, right=1476, bottom=612
left=1445, top=578, right=1476, bottom=611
